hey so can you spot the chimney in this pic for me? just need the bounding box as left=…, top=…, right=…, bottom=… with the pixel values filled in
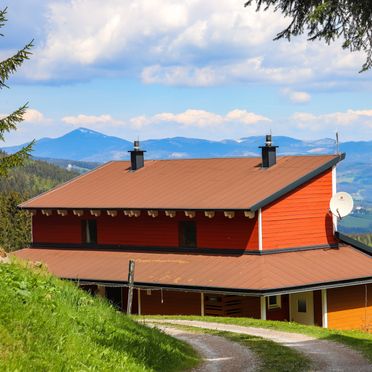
left=129, top=140, right=146, bottom=170
left=259, top=134, right=278, bottom=168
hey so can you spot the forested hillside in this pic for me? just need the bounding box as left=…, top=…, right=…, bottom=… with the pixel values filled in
left=0, top=154, right=78, bottom=251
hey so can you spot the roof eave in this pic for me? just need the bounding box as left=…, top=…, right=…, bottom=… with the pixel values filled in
left=249, top=153, right=345, bottom=212
left=336, top=231, right=372, bottom=256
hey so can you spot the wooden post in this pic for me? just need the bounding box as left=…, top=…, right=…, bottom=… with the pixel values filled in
left=322, top=289, right=328, bottom=328
left=201, top=292, right=205, bottom=316
left=137, top=288, right=142, bottom=315
left=260, top=296, right=266, bottom=320
left=127, top=260, right=135, bottom=315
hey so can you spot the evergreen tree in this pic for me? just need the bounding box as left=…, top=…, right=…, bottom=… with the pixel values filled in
left=0, top=7, right=34, bottom=176
left=245, top=1, right=372, bottom=72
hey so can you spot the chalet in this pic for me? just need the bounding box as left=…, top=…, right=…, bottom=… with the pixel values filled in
left=15, top=136, right=372, bottom=332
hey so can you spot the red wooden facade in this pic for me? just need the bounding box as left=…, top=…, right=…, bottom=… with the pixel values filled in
left=32, top=169, right=335, bottom=252
left=262, top=169, right=336, bottom=250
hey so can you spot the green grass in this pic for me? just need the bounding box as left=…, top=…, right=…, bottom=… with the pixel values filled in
left=144, top=315, right=372, bottom=363
left=155, top=322, right=311, bottom=372
left=0, top=260, right=199, bottom=371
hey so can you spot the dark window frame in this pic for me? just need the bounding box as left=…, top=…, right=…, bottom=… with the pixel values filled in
left=81, top=219, right=97, bottom=245
left=179, top=221, right=197, bottom=248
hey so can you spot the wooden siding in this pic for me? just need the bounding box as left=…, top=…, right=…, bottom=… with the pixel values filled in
left=32, top=211, right=259, bottom=250
left=140, top=290, right=201, bottom=315
left=266, top=295, right=289, bottom=321
left=313, top=290, right=323, bottom=327
left=33, top=214, right=82, bottom=244
left=328, top=284, right=372, bottom=332
left=262, top=170, right=335, bottom=250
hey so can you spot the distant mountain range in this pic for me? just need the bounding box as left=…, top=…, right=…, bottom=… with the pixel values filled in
left=2, top=128, right=372, bottom=211
left=3, top=127, right=372, bottom=163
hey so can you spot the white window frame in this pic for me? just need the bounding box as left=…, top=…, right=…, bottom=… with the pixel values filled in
left=267, top=295, right=282, bottom=309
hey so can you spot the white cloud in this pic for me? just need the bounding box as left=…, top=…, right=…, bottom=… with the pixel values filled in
left=130, top=109, right=271, bottom=128
left=291, top=109, right=372, bottom=138
left=62, top=114, right=123, bottom=125
left=141, top=59, right=313, bottom=86
left=21, top=0, right=367, bottom=88
left=23, top=108, right=50, bottom=123
left=282, top=88, right=311, bottom=103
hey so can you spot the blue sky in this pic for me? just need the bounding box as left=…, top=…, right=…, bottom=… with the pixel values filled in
left=2, top=0, right=372, bottom=146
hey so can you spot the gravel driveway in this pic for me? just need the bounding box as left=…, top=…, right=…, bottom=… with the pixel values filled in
left=149, top=319, right=372, bottom=372
left=149, top=324, right=259, bottom=371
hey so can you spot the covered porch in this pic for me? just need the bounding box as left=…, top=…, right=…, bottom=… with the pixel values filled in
left=14, top=245, right=372, bottom=330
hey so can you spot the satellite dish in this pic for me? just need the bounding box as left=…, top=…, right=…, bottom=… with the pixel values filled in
left=330, top=192, right=353, bottom=219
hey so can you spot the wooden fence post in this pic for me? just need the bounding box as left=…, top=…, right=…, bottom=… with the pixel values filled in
left=127, top=259, right=135, bottom=315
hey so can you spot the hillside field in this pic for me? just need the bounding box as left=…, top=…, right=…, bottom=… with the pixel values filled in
left=0, top=258, right=199, bottom=371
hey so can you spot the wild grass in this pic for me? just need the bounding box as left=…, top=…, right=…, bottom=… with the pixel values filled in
left=0, top=260, right=199, bottom=371
left=145, top=315, right=372, bottom=363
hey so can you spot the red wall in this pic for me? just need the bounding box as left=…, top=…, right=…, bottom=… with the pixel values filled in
left=32, top=211, right=259, bottom=250
left=262, top=169, right=335, bottom=250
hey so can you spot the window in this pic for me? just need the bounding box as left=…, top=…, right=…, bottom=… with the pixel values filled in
left=298, top=299, right=307, bottom=313
left=267, top=295, right=281, bottom=309
left=179, top=221, right=197, bottom=248
left=82, top=220, right=97, bottom=244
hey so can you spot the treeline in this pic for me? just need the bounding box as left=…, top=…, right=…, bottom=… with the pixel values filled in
left=0, top=156, right=78, bottom=251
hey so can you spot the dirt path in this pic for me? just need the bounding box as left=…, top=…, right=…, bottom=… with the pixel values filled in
left=150, top=324, right=259, bottom=372
left=149, top=319, right=372, bottom=372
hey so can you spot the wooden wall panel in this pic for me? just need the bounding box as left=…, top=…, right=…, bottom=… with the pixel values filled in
left=266, top=295, right=290, bottom=321
left=33, top=214, right=82, bottom=243
left=140, top=289, right=201, bottom=315
left=313, top=290, right=323, bottom=327
left=262, top=170, right=335, bottom=250
left=33, top=210, right=259, bottom=251
left=328, top=284, right=372, bottom=332
left=242, top=296, right=261, bottom=319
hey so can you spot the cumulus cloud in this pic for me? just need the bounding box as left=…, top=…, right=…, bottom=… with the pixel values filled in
left=62, top=114, right=123, bottom=125
left=23, top=108, right=50, bottom=123
left=141, top=59, right=313, bottom=86
left=291, top=109, right=372, bottom=140
left=282, top=88, right=311, bottom=103
left=19, top=0, right=366, bottom=88
left=130, top=109, right=271, bottom=128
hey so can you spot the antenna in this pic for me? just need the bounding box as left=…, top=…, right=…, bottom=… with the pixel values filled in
left=329, top=192, right=353, bottom=219
left=336, top=132, right=339, bottom=154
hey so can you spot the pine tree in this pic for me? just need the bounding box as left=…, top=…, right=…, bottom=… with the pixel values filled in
left=0, top=7, right=34, bottom=176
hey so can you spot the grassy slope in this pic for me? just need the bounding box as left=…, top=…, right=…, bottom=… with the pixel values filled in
left=145, top=316, right=372, bottom=363
left=0, top=260, right=199, bottom=371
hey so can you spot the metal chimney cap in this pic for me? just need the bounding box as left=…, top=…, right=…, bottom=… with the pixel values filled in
left=265, top=134, right=272, bottom=146
left=133, top=140, right=140, bottom=151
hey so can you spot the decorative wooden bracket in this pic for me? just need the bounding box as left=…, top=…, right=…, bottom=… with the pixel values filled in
left=204, top=211, right=215, bottom=219
left=124, top=210, right=141, bottom=217
left=90, top=210, right=101, bottom=217
left=73, top=209, right=84, bottom=217
left=107, top=210, right=117, bottom=217
left=184, top=211, right=195, bottom=218
left=244, top=211, right=255, bottom=219
left=57, top=209, right=68, bottom=217
left=224, top=211, right=235, bottom=219
left=41, top=209, right=52, bottom=216
left=165, top=210, right=176, bottom=218
left=147, top=210, right=158, bottom=218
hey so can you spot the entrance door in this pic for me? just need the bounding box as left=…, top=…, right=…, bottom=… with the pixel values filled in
left=290, top=291, right=314, bottom=325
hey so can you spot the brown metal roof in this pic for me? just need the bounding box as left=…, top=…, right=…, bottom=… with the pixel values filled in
left=14, top=245, right=372, bottom=293
left=19, top=154, right=343, bottom=211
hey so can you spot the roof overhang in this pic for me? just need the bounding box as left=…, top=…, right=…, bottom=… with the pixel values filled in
left=13, top=242, right=372, bottom=296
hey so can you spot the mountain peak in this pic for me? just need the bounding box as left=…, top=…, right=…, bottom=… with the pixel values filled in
left=74, top=127, right=102, bottom=135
